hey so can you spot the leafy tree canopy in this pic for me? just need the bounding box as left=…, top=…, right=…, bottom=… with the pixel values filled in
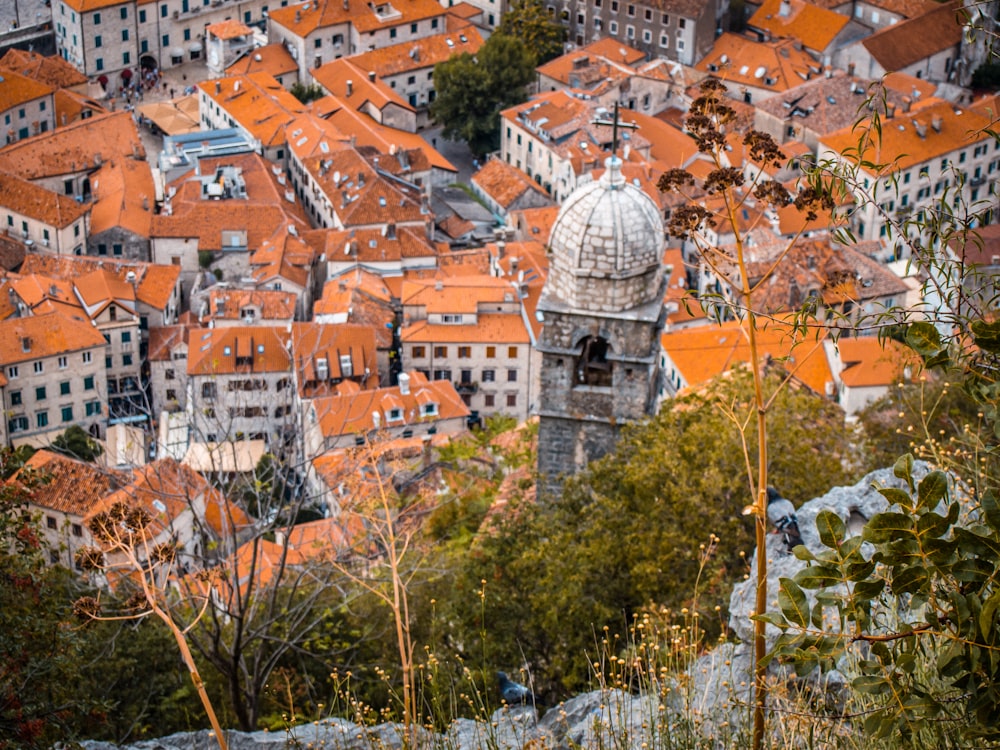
left=430, top=34, right=535, bottom=158
left=50, top=425, right=103, bottom=463
left=495, top=0, right=566, bottom=66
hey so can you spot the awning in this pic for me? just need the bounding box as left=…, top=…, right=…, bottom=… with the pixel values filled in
left=120, top=68, right=132, bottom=79
left=188, top=42, right=202, bottom=52
left=170, top=47, right=185, bottom=57
left=97, top=74, right=108, bottom=86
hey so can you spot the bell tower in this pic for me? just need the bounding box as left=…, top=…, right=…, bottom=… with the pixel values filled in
left=535, top=154, right=666, bottom=495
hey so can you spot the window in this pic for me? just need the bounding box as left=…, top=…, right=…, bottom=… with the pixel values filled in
left=458, top=346, right=471, bottom=358
left=94, top=34, right=102, bottom=46
left=36, top=386, right=47, bottom=401
left=314, top=37, right=321, bottom=47
left=165, top=368, right=175, bottom=380
left=121, top=29, right=128, bottom=40
left=645, top=8, right=652, bottom=19
left=506, top=393, right=517, bottom=407
left=486, top=345, right=496, bottom=358
left=84, top=376, right=94, bottom=390
left=507, top=369, right=518, bottom=382
left=627, top=3, right=634, bottom=14
left=166, top=389, right=177, bottom=401
left=8, top=416, right=27, bottom=432
left=71, top=523, right=82, bottom=537
left=33, top=362, right=42, bottom=374
left=433, top=369, right=452, bottom=381
left=122, top=354, right=133, bottom=366
left=410, top=22, right=417, bottom=32
left=61, top=405, right=73, bottom=422
left=82, top=351, right=92, bottom=364
left=93, top=11, right=100, bottom=23
left=47, top=516, right=57, bottom=529
left=201, top=382, right=217, bottom=400
left=121, top=331, right=132, bottom=345
left=482, top=369, right=496, bottom=382
left=484, top=394, right=495, bottom=407
left=120, top=7, right=127, bottom=18
left=433, top=346, right=448, bottom=357
left=508, top=346, right=518, bottom=358
left=661, top=11, right=669, bottom=23
left=36, top=411, right=48, bottom=428
left=161, top=5, right=167, bottom=17
left=59, top=382, right=70, bottom=396
left=422, top=402, right=438, bottom=416
left=609, top=20, right=618, bottom=33
left=139, top=9, right=146, bottom=22
left=678, top=18, right=686, bottom=28
left=9, top=391, right=20, bottom=406
left=642, top=28, right=651, bottom=42
left=85, top=401, right=101, bottom=417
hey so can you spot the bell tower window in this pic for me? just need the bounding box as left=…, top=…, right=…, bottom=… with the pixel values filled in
left=575, top=336, right=613, bottom=387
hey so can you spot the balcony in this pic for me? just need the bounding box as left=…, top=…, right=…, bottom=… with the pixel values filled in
left=455, top=380, right=478, bottom=394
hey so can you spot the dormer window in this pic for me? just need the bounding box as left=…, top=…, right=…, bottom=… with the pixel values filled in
left=387, top=407, right=403, bottom=422
left=421, top=402, right=438, bottom=416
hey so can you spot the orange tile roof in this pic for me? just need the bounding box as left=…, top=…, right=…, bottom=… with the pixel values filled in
left=89, top=156, right=156, bottom=237
left=205, top=288, right=298, bottom=322
left=225, top=43, right=298, bottom=80
left=250, top=226, right=314, bottom=289
left=862, top=0, right=964, bottom=72
left=748, top=0, right=849, bottom=52
left=54, top=88, right=109, bottom=128
left=310, top=58, right=413, bottom=114
left=74, top=267, right=137, bottom=315
left=510, top=205, right=560, bottom=244
left=148, top=323, right=195, bottom=362
left=198, top=73, right=307, bottom=147
left=0, top=311, right=107, bottom=364
left=0, top=169, right=88, bottom=227
left=187, top=325, right=292, bottom=375
left=696, top=34, right=819, bottom=93
left=491, top=239, right=547, bottom=339
left=473, top=157, right=550, bottom=210
left=312, top=371, right=470, bottom=439
left=314, top=270, right=396, bottom=347
left=661, top=317, right=833, bottom=394
left=18, top=254, right=180, bottom=310
left=821, top=97, right=992, bottom=172
left=0, top=110, right=144, bottom=181
left=268, top=0, right=446, bottom=37
left=207, top=18, right=253, bottom=39
left=319, top=104, right=456, bottom=173
left=0, top=49, right=88, bottom=90
left=56, top=0, right=128, bottom=11
left=401, top=274, right=517, bottom=314
left=575, top=37, right=646, bottom=65
left=834, top=336, right=920, bottom=387
left=322, top=224, right=439, bottom=264
left=0, top=68, right=53, bottom=111
left=17, top=449, right=129, bottom=517
left=446, top=2, right=483, bottom=21
left=291, top=321, right=380, bottom=396
left=403, top=313, right=530, bottom=344
left=349, top=24, right=483, bottom=78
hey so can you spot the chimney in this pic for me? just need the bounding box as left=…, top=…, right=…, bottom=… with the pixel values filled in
left=386, top=221, right=396, bottom=239
left=215, top=80, right=221, bottom=94
left=357, top=171, right=364, bottom=186
left=368, top=70, right=376, bottom=82
left=295, top=9, right=301, bottom=22
left=421, top=433, right=433, bottom=468
left=779, top=0, right=791, bottom=16
left=398, top=372, right=410, bottom=395
left=94, top=152, right=102, bottom=166
left=434, top=279, right=443, bottom=291
left=346, top=79, right=353, bottom=96
left=886, top=102, right=896, bottom=119
left=931, top=114, right=942, bottom=133
left=902, top=96, right=911, bottom=113
left=914, top=119, right=927, bottom=138
left=425, top=217, right=434, bottom=243
left=142, top=196, right=150, bottom=210
left=20, top=336, right=30, bottom=353
left=847, top=62, right=855, bottom=77
left=510, top=256, right=520, bottom=273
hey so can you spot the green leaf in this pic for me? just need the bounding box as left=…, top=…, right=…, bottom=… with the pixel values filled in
left=852, top=579, right=886, bottom=600
left=905, top=322, right=943, bottom=355
left=917, top=471, right=948, bottom=510
left=892, top=564, right=929, bottom=595
left=853, top=674, right=890, bottom=695
left=893, top=454, right=915, bottom=489
left=778, top=577, right=810, bottom=628
left=751, top=612, right=789, bottom=629
left=864, top=512, right=915, bottom=544
left=792, top=544, right=816, bottom=562
left=972, top=318, right=1000, bottom=353
left=982, top=490, right=1000, bottom=532
left=815, top=509, right=846, bottom=549
left=916, top=509, right=954, bottom=541
left=795, top=565, right=842, bottom=589
left=878, top=487, right=911, bottom=508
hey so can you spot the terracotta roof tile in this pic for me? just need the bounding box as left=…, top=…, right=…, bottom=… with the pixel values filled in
left=18, top=254, right=181, bottom=310
left=861, top=0, right=964, bottom=72
left=198, top=73, right=307, bottom=147
left=0, top=68, right=53, bottom=111
left=0, top=49, right=88, bottom=90
left=268, top=0, right=446, bottom=37
left=748, top=0, right=849, bottom=52
left=291, top=321, right=380, bottom=396
left=310, top=58, right=413, bottom=114
left=661, top=317, right=833, bottom=394
left=16, top=449, right=129, bottom=517
left=54, top=88, right=109, bottom=128
left=349, top=23, right=483, bottom=78
left=0, top=169, right=88, bottom=227
left=473, top=157, right=549, bottom=210
left=696, top=34, right=820, bottom=93
left=148, top=323, right=195, bottom=362
left=834, top=336, right=920, bottom=387
left=403, top=313, right=530, bottom=344
left=89, top=156, right=156, bottom=237
left=0, top=311, right=107, bottom=365
left=225, top=43, right=298, bottom=80
left=207, top=19, right=254, bottom=39
left=204, top=288, right=298, bottom=322
left=187, top=325, right=292, bottom=375
left=510, top=205, right=560, bottom=244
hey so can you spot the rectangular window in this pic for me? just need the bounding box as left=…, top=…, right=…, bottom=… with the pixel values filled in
left=7, top=366, right=17, bottom=378
left=161, top=5, right=167, bottom=16
left=433, top=345, right=448, bottom=357
left=72, top=523, right=82, bottom=537
left=121, top=331, right=131, bottom=344
left=411, top=345, right=426, bottom=358
left=36, top=386, right=47, bottom=401
left=93, top=11, right=100, bottom=23
left=122, top=354, right=133, bottom=366
left=609, top=20, right=618, bottom=33
left=482, top=369, right=496, bottom=382
left=9, top=391, right=20, bottom=405
left=458, top=346, right=471, bottom=358
left=94, top=34, right=102, bottom=47
left=508, top=346, right=518, bottom=358
left=85, top=401, right=101, bottom=417
left=47, top=516, right=57, bottom=529
left=507, top=369, right=517, bottom=382
left=486, top=345, right=496, bottom=358
left=33, top=362, right=42, bottom=374
left=84, top=375, right=94, bottom=390
left=139, top=9, right=146, bottom=22
left=61, top=405, right=73, bottom=422
left=484, top=394, right=495, bottom=407
left=60, top=382, right=70, bottom=396
left=120, top=7, right=127, bottom=18
left=82, top=351, right=92, bottom=364
left=36, top=411, right=48, bottom=428
left=506, top=393, right=517, bottom=407
left=121, top=29, right=128, bottom=41
left=58, top=356, right=67, bottom=369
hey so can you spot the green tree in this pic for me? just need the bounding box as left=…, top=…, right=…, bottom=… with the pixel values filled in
left=495, top=0, right=566, bottom=66
left=451, top=368, right=858, bottom=699
left=50, top=425, right=103, bottom=462
left=430, top=34, right=535, bottom=157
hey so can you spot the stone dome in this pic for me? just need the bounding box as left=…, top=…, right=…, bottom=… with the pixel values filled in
left=546, top=156, right=664, bottom=313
